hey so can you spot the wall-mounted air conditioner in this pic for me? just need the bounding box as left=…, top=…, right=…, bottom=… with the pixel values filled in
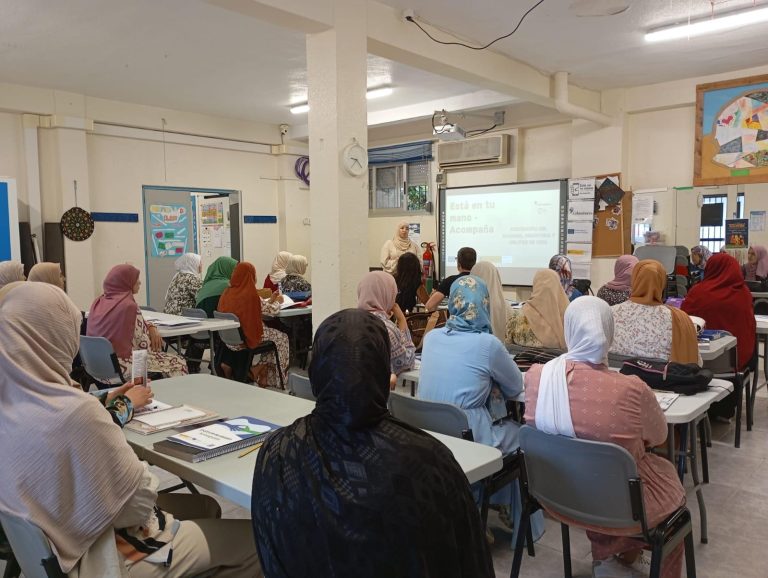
left=437, top=134, right=510, bottom=170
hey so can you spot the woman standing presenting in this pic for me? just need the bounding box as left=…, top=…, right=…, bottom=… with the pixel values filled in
left=380, top=221, right=420, bottom=274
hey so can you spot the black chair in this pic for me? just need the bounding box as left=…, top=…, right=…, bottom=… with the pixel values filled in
left=511, top=426, right=696, bottom=578
left=213, top=311, right=284, bottom=388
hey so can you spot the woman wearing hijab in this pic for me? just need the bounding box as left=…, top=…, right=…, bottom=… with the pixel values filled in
left=742, top=244, right=768, bottom=282
left=263, top=251, right=292, bottom=292
left=596, top=255, right=638, bottom=306
left=548, top=254, right=582, bottom=301
left=28, top=262, right=66, bottom=289
left=610, top=259, right=700, bottom=364
left=380, top=221, right=420, bottom=274
left=163, top=253, right=202, bottom=315
left=252, top=309, right=493, bottom=578
left=525, top=297, right=686, bottom=578
left=217, top=262, right=289, bottom=388
left=357, top=271, right=416, bottom=380
left=0, top=260, right=25, bottom=288
left=471, top=261, right=513, bottom=342
left=419, top=276, right=543, bottom=543
left=88, top=264, right=186, bottom=378
left=0, top=283, right=261, bottom=577
left=689, top=245, right=712, bottom=285
left=279, top=254, right=311, bottom=293
left=195, top=256, right=237, bottom=318
left=506, top=270, right=568, bottom=349
left=394, top=251, right=427, bottom=313
left=682, top=253, right=756, bottom=420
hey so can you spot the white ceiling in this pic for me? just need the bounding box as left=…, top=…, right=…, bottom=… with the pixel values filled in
left=379, top=0, right=768, bottom=89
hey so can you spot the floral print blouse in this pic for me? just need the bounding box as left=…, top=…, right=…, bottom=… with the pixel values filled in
left=609, top=301, right=672, bottom=360
left=596, top=286, right=631, bottom=307
left=505, top=309, right=544, bottom=348
left=280, top=274, right=311, bottom=294
left=371, top=311, right=416, bottom=375
left=163, top=273, right=202, bottom=315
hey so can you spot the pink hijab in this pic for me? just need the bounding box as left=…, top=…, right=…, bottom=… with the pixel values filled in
left=746, top=245, right=768, bottom=280
left=87, top=264, right=141, bottom=359
left=604, top=255, right=639, bottom=291
left=357, top=271, right=397, bottom=314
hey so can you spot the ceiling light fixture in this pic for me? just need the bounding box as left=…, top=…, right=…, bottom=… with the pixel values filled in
left=289, top=86, right=394, bottom=114
left=645, top=5, right=768, bottom=43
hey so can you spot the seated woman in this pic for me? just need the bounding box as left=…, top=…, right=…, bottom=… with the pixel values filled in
left=596, top=255, right=638, bottom=306
left=252, top=309, right=493, bottom=578
left=610, top=259, right=700, bottom=364
left=742, top=244, right=768, bottom=283
left=0, top=260, right=25, bottom=289
left=195, top=256, right=237, bottom=318
left=28, top=262, right=66, bottom=289
left=549, top=254, right=582, bottom=301
left=163, top=253, right=202, bottom=315
left=0, top=283, right=261, bottom=578
left=279, top=254, right=311, bottom=294
left=688, top=245, right=711, bottom=285
left=471, top=261, right=513, bottom=342
left=263, top=251, right=291, bottom=292
left=394, top=251, right=427, bottom=313
left=357, top=271, right=416, bottom=382
left=419, top=275, right=543, bottom=542
left=682, top=253, right=756, bottom=420
left=217, top=262, right=289, bottom=388
left=525, top=296, right=686, bottom=578
left=506, top=270, right=568, bottom=349
left=88, top=264, right=187, bottom=378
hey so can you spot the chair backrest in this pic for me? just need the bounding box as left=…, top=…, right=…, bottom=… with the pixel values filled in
left=139, top=305, right=156, bottom=312
left=0, top=511, right=65, bottom=578
left=701, top=334, right=737, bottom=375
left=287, top=371, right=316, bottom=401
left=519, top=426, right=641, bottom=529
left=78, top=336, right=125, bottom=386
left=633, top=245, right=677, bottom=274
left=213, top=311, right=245, bottom=347
left=607, top=352, right=637, bottom=369
left=181, top=307, right=210, bottom=340
left=388, top=394, right=473, bottom=440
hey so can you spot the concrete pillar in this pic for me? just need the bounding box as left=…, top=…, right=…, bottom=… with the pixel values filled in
left=306, top=0, right=369, bottom=327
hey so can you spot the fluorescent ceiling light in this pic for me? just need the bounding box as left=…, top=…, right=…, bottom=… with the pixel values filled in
left=289, top=87, right=393, bottom=114
left=645, top=6, right=768, bottom=43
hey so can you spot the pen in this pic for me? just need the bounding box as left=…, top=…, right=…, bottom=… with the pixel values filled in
left=238, top=441, right=264, bottom=458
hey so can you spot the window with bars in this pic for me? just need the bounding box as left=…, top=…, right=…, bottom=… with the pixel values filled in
left=368, top=160, right=431, bottom=214
left=698, top=192, right=744, bottom=253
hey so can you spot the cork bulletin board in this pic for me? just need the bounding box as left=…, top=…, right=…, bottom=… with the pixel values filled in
left=591, top=175, right=633, bottom=257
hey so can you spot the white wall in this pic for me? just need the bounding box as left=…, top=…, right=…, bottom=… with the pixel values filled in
left=519, top=123, right=571, bottom=182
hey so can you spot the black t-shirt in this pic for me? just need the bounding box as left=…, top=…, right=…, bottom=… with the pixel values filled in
left=438, top=271, right=469, bottom=296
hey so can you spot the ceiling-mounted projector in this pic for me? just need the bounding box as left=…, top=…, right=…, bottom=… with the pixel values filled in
left=433, top=123, right=466, bottom=141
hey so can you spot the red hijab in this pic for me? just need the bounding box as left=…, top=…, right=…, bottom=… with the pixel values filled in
left=218, top=262, right=263, bottom=348
left=87, top=264, right=141, bottom=359
left=682, top=253, right=756, bottom=369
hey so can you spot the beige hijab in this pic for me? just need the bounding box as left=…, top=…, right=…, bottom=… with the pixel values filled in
left=28, top=262, right=64, bottom=288
left=286, top=254, right=309, bottom=276
left=523, top=270, right=569, bottom=349
left=393, top=221, right=412, bottom=252
left=0, top=261, right=25, bottom=287
left=471, top=261, right=511, bottom=341
left=0, top=284, right=144, bottom=573
left=0, top=280, right=25, bottom=302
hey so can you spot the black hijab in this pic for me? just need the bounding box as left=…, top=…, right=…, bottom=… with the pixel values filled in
left=252, top=309, right=493, bottom=578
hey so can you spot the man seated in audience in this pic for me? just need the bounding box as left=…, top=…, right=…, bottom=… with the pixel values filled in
left=424, top=246, right=476, bottom=311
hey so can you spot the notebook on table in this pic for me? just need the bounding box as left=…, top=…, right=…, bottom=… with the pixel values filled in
left=153, top=416, right=280, bottom=463
left=125, top=404, right=220, bottom=435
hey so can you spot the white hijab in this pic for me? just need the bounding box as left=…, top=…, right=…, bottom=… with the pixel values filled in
left=269, top=251, right=293, bottom=284
left=470, top=261, right=510, bottom=341
left=535, top=296, right=614, bottom=438
left=165, top=253, right=202, bottom=300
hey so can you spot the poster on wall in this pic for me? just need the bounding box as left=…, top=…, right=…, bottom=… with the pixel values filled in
left=201, top=201, right=224, bottom=225
left=725, top=219, right=749, bottom=249
left=695, top=74, right=768, bottom=186
left=750, top=210, right=766, bottom=232
left=567, top=178, right=595, bottom=200
left=149, top=204, right=188, bottom=258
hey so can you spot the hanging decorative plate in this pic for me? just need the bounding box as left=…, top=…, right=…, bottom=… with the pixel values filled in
left=61, top=206, right=95, bottom=241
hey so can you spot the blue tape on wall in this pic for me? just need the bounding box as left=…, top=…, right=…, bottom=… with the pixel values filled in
left=91, top=212, right=139, bottom=222
left=0, top=182, right=10, bottom=260
left=244, top=215, right=277, bottom=224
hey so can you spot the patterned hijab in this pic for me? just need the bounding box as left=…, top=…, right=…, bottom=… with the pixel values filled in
left=604, top=255, right=638, bottom=292
left=357, top=271, right=397, bottom=315
left=268, top=251, right=292, bottom=285
left=0, top=261, right=25, bottom=288
left=27, top=262, right=64, bottom=288
left=549, top=254, right=575, bottom=297
left=195, top=256, right=237, bottom=303
left=87, top=264, right=141, bottom=359
left=0, top=284, right=144, bottom=573
left=690, top=246, right=712, bottom=270
left=252, top=309, right=494, bottom=578
left=446, top=275, right=492, bottom=334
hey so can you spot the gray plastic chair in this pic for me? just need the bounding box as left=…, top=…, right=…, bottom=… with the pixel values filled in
left=0, top=512, right=66, bottom=578
left=287, top=371, right=316, bottom=401
left=388, top=393, right=473, bottom=440
left=213, top=311, right=284, bottom=388
left=78, top=336, right=126, bottom=387
left=510, top=426, right=696, bottom=578
left=180, top=307, right=213, bottom=373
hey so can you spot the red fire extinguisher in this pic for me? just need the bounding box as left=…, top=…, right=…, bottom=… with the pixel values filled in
left=421, top=242, right=436, bottom=293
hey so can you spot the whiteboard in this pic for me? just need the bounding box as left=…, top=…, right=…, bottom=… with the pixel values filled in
left=0, top=178, right=20, bottom=261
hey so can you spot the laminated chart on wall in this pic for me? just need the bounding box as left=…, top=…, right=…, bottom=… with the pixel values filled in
left=566, top=178, right=595, bottom=279
left=149, top=204, right=188, bottom=258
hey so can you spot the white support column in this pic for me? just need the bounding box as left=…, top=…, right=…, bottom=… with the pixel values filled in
left=21, top=115, right=43, bottom=248
left=307, top=0, right=369, bottom=328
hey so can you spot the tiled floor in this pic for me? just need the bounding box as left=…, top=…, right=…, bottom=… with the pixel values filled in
left=3, top=382, right=767, bottom=577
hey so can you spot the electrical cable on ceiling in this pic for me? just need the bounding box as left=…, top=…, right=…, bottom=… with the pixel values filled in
left=405, top=0, right=545, bottom=51
left=295, top=156, right=310, bottom=186
left=464, top=124, right=498, bottom=137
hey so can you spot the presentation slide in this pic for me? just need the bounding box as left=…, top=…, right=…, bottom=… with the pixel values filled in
left=441, top=180, right=565, bottom=286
